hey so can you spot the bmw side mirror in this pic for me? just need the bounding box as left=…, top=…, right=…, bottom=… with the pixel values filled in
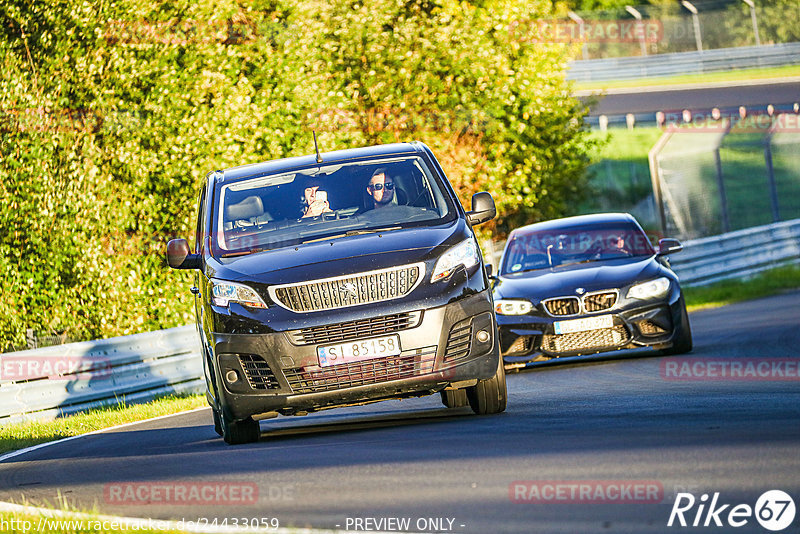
left=166, top=239, right=202, bottom=269
left=657, top=238, right=683, bottom=256
left=467, top=192, right=496, bottom=226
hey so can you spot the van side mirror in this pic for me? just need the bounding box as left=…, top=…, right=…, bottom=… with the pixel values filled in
left=657, top=238, right=683, bottom=256
left=466, top=192, right=496, bottom=226
left=166, top=239, right=202, bottom=269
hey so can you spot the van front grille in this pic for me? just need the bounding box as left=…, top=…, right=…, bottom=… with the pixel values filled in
left=444, top=318, right=472, bottom=362
left=269, top=263, right=424, bottom=313
left=283, top=347, right=436, bottom=394
left=288, top=312, right=421, bottom=345
left=237, top=354, right=281, bottom=390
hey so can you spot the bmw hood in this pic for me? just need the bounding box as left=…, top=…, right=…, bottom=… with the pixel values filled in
left=493, top=256, right=669, bottom=301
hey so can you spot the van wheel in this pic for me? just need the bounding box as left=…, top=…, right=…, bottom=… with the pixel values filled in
left=220, top=409, right=260, bottom=445
left=441, top=388, right=469, bottom=408
left=467, top=357, right=507, bottom=415
left=212, top=406, right=223, bottom=436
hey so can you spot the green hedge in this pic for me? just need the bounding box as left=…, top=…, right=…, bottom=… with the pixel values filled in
left=0, top=0, right=593, bottom=350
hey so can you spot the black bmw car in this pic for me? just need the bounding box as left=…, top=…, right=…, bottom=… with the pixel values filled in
left=492, top=213, right=692, bottom=369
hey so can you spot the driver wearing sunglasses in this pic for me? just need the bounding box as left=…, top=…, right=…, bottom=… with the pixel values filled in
left=366, top=168, right=395, bottom=209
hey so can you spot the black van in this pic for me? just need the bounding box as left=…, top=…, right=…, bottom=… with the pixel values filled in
left=167, top=142, right=506, bottom=444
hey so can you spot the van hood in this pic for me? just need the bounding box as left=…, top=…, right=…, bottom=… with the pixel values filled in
left=205, top=220, right=470, bottom=285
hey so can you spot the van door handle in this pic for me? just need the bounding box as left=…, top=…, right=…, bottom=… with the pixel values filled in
left=190, top=286, right=201, bottom=296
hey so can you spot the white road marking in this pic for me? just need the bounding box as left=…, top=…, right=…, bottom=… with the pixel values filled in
left=0, top=407, right=209, bottom=463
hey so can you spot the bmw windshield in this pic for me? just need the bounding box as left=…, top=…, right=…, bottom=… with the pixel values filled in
left=211, top=156, right=455, bottom=256
left=501, top=222, right=656, bottom=274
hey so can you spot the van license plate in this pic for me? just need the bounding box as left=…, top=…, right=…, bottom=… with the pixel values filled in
left=554, top=314, right=614, bottom=335
left=317, top=335, right=402, bottom=367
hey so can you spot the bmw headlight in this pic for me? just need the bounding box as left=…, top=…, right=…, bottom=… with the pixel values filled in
left=211, top=279, right=268, bottom=309
left=431, top=238, right=480, bottom=283
left=494, top=299, right=533, bottom=315
left=627, top=277, right=670, bottom=300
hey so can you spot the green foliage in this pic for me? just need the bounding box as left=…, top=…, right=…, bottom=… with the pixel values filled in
left=0, top=0, right=592, bottom=349
left=684, top=265, right=800, bottom=312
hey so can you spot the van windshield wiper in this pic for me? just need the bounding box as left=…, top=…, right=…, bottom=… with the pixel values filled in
left=220, top=247, right=266, bottom=258
left=301, top=226, right=402, bottom=244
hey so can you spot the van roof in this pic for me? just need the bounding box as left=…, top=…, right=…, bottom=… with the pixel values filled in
left=214, top=142, right=428, bottom=183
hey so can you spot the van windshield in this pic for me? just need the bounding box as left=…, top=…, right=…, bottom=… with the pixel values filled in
left=212, top=156, right=455, bottom=256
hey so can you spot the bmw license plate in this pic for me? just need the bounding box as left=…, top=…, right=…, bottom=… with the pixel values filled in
left=554, top=314, right=614, bottom=335
left=317, top=335, right=402, bottom=367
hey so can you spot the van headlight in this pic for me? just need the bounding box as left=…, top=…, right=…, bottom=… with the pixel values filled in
left=494, top=300, right=533, bottom=315
left=627, top=277, right=670, bottom=300
left=431, top=238, right=480, bottom=283
left=211, top=279, right=268, bottom=308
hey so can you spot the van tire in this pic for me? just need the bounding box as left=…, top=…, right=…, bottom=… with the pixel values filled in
left=441, top=388, right=469, bottom=408
left=220, top=409, right=260, bottom=445
left=467, top=357, right=507, bottom=415
left=212, top=406, right=223, bottom=436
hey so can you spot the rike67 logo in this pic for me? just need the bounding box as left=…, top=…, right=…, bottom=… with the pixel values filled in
left=668, top=490, right=796, bottom=531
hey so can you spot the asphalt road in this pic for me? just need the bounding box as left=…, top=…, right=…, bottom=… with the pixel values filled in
left=582, top=80, right=800, bottom=117
left=1, top=291, right=799, bottom=533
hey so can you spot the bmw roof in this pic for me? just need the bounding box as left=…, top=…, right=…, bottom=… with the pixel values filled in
left=509, top=213, right=640, bottom=236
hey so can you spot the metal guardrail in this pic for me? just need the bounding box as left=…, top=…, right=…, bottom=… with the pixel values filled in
left=4, top=219, right=798, bottom=424
left=669, top=219, right=800, bottom=287
left=568, top=43, right=800, bottom=82
left=0, top=325, right=203, bottom=425
left=488, top=218, right=800, bottom=287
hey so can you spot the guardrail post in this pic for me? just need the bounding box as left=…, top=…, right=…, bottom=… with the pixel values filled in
left=714, top=148, right=730, bottom=233
left=648, top=131, right=673, bottom=237
left=764, top=133, right=780, bottom=223
left=26, top=329, right=36, bottom=350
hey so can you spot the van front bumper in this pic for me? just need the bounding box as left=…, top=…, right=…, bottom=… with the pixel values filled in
left=209, top=292, right=498, bottom=420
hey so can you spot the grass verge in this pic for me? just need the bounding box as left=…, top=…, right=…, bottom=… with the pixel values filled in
left=684, top=264, right=800, bottom=312
left=0, top=394, right=206, bottom=456
left=573, top=64, right=800, bottom=92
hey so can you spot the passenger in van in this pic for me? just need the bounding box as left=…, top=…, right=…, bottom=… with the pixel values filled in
left=301, top=178, right=332, bottom=218
left=365, top=168, right=395, bottom=210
